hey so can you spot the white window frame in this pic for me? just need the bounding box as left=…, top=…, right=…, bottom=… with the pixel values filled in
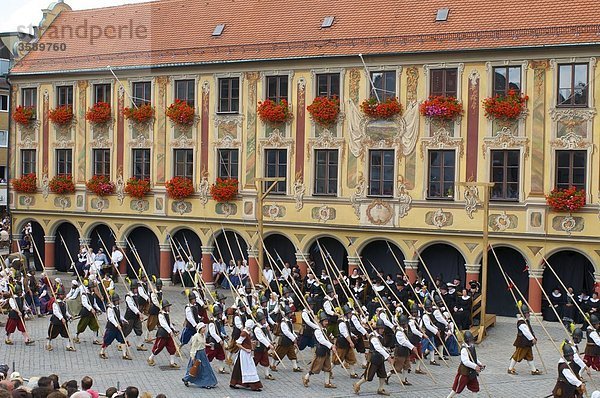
left=423, top=63, right=465, bottom=137
left=366, top=148, right=397, bottom=198
left=309, top=147, right=341, bottom=197
left=365, top=66, right=402, bottom=102
left=0, top=94, right=8, bottom=112
left=423, top=147, right=459, bottom=201
left=0, top=130, right=7, bottom=147
left=214, top=72, right=243, bottom=115
left=484, top=147, right=525, bottom=203
left=214, top=147, right=241, bottom=182
left=262, top=147, right=290, bottom=196
left=310, top=68, right=345, bottom=137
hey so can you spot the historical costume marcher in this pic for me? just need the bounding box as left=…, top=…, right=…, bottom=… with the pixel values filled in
left=388, top=314, right=417, bottom=386
left=408, top=304, right=427, bottom=375
left=303, top=312, right=337, bottom=389
left=206, top=304, right=229, bottom=374
left=569, top=328, right=589, bottom=379
left=147, top=299, right=180, bottom=368
left=552, top=344, right=586, bottom=398
left=74, top=285, right=101, bottom=345
left=5, top=285, right=34, bottom=345
left=333, top=304, right=359, bottom=378
left=47, top=287, right=76, bottom=352
left=180, top=293, right=200, bottom=346
left=229, top=319, right=263, bottom=391
left=65, top=280, right=82, bottom=318
left=271, top=305, right=302, bottom=372
left=99, top=294, right=131, bottom=360
left=298, top=297, right=318, bottom=351
left=422, top=298, right=441, bottom=366
left=144, top=279, right=162, bottom=342
left=584, top=315, right=600, bottom=371
left=182, top=322, right=218, bottom=389
left=447, top=331, right=485, bottom=397
left=353, top=319, right=393, bottom=396
left=508, top=304, right=542, bottom=375
left=122, top=280, right=147, bottom=352
left=253, top=311, right=276, bottom=380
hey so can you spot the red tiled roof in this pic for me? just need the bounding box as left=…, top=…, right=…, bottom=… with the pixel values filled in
left=11, top=0, right=600, bottom=75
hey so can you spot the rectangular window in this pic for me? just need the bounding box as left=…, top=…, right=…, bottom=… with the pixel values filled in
left=56, top=85, right=73, bottom=107
left=266, top=76, right=288, bottom=102
left=94, top=84, right=111, bottom=104
left=556, top=150, right=586, bottom=190
left=218, top=77, right=240, bottom=113
left=132, top=149, right=151, bottom=180
left=0, top=94, right=8, bottom=112
left=370, top=71, right=396, bottom=101
left=558, top=64, right=589, bottom=107
left=430, top=68, right=458, bottom=97
left=21, top=149, right=36, bottom=175
left=490, top=150, right=519, bottom=201
left=132, top=81, right=152, bottom=107
left=175, top=79, right=196, bottom=107
left=22, top=88, right=37, bottom=110
left=0, top=167, right=6, bottom=183
left=174, top=149, right=194, bottom=179
left=93, top=149, right=111, bottom=177
left=56, top=149, right=73, bottom=176
left=0, top=131, right=7, bottom=147
left=368, top=149, right=394, bottom=197
left=427, top=150, right=456, bottom=199
left=264, top=149, right=287, bottom=194
left=316, top=73, right=340, bottom=97
left=217, top=149, right=239, bottom=180
left=493, top=66, right=522, bottom=97
left=314, top=149, right=338, bottom=196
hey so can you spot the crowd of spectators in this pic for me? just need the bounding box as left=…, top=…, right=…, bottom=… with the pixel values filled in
left=0, top=368, right=167, bottom=398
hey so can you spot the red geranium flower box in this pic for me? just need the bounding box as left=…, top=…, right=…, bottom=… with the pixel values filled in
left=85, top=102, right=112, bottom=125
left=86, top=175, right=115, bottom=196
left=124, top=177, right=151, bottom=199
left=123, top=104, right=155, bottom=125
left=307, top=96, right=340, bottom=126
left=360, top=97, right=403, bottom=119
left=210, top=178, right=238, bottom=202
left=166, top=99, right=195, bottom=127
left=165, top=176, right=194, bottom=200
left=13, top=106, right=36, bottom=127
left=48, top=105, right=74, bottom=126
left=419, top=96, right=464, bottom=121
left=257, top=99, right=292, bottom=124
left=483, top=89, right=529, bottom=121
left=546, top=186, right=586, bottom=212
left=49, top=174, right=75, bottom=195
left=12, top=173, right=37, bottom=193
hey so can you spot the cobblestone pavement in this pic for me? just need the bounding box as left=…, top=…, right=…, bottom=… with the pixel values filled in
left=0, top=279, right=595, bottom=397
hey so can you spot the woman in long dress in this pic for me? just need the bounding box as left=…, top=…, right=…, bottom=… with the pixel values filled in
left=229, top=320, right=263, bottom=391
left=182, top=322, right=218, bottom=389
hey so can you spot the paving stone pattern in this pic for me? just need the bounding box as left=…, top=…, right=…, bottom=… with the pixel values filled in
left=0, top=280, right=594, bottom=397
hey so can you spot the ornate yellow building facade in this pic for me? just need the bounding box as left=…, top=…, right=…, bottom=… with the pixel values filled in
left=8, top=0, right=600, bottom=315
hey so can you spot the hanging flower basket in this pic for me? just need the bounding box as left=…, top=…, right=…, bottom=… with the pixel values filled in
left=122, top=104, right=155, bottom=125
left=49, top=174, right=75, bottom=195
left=12, top=173, right=37, bottom=193
left=307, top=96, right=340, bottom=126
left=166, top=99, right=196, bottom=127
left=165, top=176, right=195, bottom=200
left=12, top=106, right=36, bottom=127
left=419, top=96, right=464, bottom=121
left=360, top=97, right=403, bottom=120
left=124, top=177, right=151, bottom=199
left=48, top=105, right=74, bottom=126
left=483, top=89, right=529, bottom=121
left=85, top=102, right=112, bottom=125
left=546, top=186, right=586, bottom=212
left=210, top=178, right=238, bottom=202
left=86, top=175, right=115, bottom=196
left=257, top=99, right=292, bottom=124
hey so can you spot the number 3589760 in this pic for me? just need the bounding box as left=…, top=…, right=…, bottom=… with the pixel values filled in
left=18, top=43, right=67, bottom=52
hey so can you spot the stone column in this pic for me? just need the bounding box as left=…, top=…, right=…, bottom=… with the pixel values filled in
left=347, top=255, right=361, bottom=275
left=247, top=248, right=259, bottom=284
left=295, top=252, right=309, bottom=277
left=201, top=246, right=215, bottom=285
left=528, top=268, right=544, bottom=314
left=44, top=236, right=56, bottom=270
left=403, top=260, right=419, bottom=283
left=159, top=243, right=172, bottom=282
left=465, top=263, right=481, bottom=285
left=115, top=240, right=128, bottom=275
left=11, top=234, right=19, bottom=253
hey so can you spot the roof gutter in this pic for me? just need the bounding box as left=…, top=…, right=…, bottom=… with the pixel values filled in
left=9, top=41, right=600, bottom=77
